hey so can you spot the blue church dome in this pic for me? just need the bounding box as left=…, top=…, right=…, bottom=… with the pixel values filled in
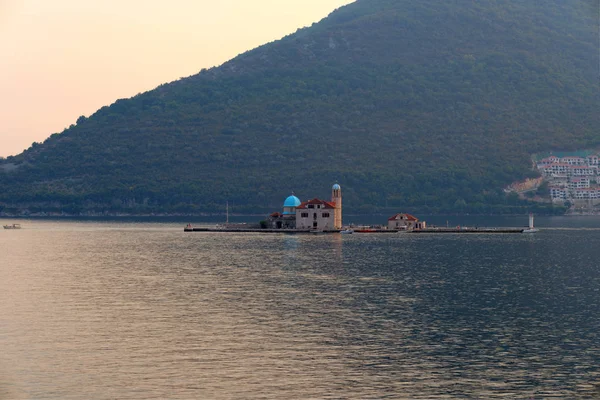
left=332, top=183, right=341, bottom=190
left=283, top=195, right=301, bottom=208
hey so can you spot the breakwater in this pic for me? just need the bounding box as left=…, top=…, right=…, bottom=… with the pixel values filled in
left=184, top=227, right=526, bottom=234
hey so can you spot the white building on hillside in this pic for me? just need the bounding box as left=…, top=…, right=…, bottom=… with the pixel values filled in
left=573, top=188, right=600, bottom=200
left=569, top=165, right=595, bottom=176
left=550, top=186, right=568, bottom=201
left=569, top=178, right=590, bottom=189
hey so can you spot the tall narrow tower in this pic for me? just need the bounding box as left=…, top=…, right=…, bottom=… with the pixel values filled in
left=332, top=183, right=342, bottom=229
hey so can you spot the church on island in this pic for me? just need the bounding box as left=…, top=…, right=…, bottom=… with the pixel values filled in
left=266, top=183, right=343, bottom=231
left=183, top=182, right=433, bottom=233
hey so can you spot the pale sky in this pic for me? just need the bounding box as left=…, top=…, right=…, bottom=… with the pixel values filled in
left=0, top=0, right=354, bottom=157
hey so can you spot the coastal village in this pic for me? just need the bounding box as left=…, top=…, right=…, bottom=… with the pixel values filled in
left=505, top=151, right=600, bottom=212
left=539, top=154, right=600, bottom=202
left=537, top=152, right=600, bottom=208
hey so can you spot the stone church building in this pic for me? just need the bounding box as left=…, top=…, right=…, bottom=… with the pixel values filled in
left=267, top=184, right=342, bottom=230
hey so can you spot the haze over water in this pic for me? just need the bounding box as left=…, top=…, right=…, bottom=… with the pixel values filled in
left=1, top=217, right=599, bottom=398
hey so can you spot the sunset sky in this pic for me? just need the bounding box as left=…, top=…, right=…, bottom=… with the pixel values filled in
left=0, top=0, right=354, bottom=157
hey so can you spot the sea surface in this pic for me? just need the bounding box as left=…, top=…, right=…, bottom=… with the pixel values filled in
left=1, top=216, right=599, bottom=399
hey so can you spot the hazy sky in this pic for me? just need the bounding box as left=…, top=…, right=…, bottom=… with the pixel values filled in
left=0, top=0, right=354, bottom=157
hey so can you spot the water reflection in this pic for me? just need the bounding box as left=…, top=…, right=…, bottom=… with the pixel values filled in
left=0, top=222, right=599, bottom=398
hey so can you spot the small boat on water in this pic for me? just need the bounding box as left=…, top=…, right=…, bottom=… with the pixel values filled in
left=3, top=223, right=21, bottom=229
left=522, top=213, right=539, bottom=233
left=340, top=229, right=354, bottom=234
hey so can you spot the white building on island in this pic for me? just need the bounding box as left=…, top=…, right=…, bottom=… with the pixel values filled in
left=266, top=183, right=343, bottom=230
left=387, top=213, right=426, bottom=231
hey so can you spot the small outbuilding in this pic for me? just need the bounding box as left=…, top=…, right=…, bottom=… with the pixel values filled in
left=388, top=213, right=426, bottom=231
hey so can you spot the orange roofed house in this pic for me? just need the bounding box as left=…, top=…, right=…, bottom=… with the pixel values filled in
left=387, top=213, right=426, bottom=231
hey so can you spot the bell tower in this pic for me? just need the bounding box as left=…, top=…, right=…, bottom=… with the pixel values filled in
left=331, top=183, right=342, bottom=229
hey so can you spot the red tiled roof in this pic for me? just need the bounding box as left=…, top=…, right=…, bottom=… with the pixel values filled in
left=270, top=212, right=282, bottom=218
left=388, top=213, right=418, bottom=221
left=296, top=198, right=336, bottom=210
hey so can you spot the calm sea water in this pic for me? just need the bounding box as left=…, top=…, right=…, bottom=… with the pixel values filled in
left=1, top=216, right=599, bottom=399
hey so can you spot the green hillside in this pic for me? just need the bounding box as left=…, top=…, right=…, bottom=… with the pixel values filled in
left=1, top=0, right=598, bottom=215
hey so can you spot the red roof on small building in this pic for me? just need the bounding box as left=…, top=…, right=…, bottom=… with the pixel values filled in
left=296, top=198, right=336, bottom=210
left=388, top=213, right=419, bottom=221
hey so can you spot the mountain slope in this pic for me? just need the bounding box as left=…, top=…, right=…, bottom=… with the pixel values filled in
left=1, top=0, right=598, bottom=215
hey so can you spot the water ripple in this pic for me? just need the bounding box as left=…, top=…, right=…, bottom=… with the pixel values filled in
left=0, top=221, right=599, bottom=398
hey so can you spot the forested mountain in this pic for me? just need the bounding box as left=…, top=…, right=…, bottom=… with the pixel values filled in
left=1, top=0, right=598, bottom=215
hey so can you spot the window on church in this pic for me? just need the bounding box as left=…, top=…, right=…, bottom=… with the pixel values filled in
left=301, top=213, right=308, bottom=218
left=322, top=213, right=330, bottom=218
left=308, top=205, right=314, bottom=209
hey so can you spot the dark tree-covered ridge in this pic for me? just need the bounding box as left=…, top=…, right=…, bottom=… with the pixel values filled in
left=1, top=0, right=598, bottom=215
